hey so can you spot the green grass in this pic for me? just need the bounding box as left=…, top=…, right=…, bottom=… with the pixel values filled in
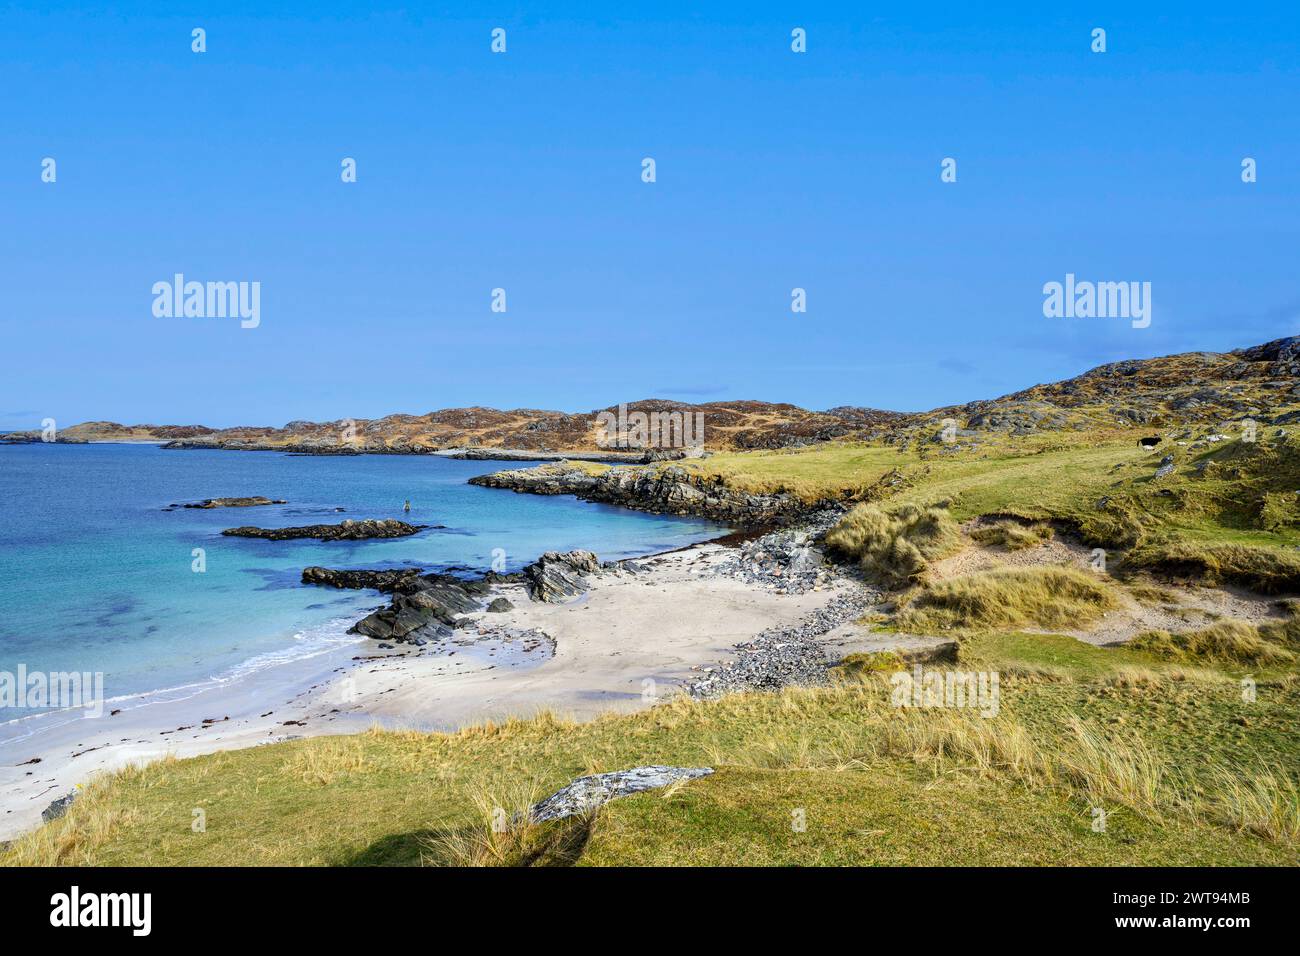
left=4, top=628, right=1296, bottom=867
left=682, top=432, right=1300, bottom=555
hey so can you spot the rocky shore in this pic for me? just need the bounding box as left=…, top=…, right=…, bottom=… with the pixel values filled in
left=687, top=590, right=878, bottom=697
left=347, top=573, right=493, bottom=643
left=687, top=518, right=883, bottom=696
left=308, top=550, right=608, bottom=645
left=222, top=518, right=429, bottom=541
left=469, top=462, right=812, bottom=526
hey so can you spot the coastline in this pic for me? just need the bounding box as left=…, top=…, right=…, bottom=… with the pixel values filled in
left=0, top=529, right=858, bottom=841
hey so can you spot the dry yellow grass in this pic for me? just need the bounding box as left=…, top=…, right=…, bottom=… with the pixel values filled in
left=825, top=502, right=964, bottom=588
left=1129, top=620, right=1296, bottom=666
left=897, top=566, right=1119, bottom=633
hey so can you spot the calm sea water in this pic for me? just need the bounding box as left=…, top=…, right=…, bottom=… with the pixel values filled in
left=0, top=443, right=726, bottom=715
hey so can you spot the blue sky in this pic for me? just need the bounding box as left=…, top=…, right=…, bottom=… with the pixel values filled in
left=2, top=2, right=1297, bottom=428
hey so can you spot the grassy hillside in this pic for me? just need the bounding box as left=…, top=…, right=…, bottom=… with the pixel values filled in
left=678, top=429, right=1300, bottom=553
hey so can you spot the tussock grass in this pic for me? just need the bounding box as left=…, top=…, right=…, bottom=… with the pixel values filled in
left=288, top=737, right=370, bottom=786
left=1124, top=541, right=1300, bottom=595
left=1057, top=717, right=1170, bottom=818
left=876, top=708, right=1049, bottom=786
left=1206, top=764, right=1300, bottom=844
left=970, top=519, right=1054, bottom=550
left=1129, top=620, right=1296, bottom=666
left=828, top=650, right=906, bottom=681
left=0, top=764, right=158, bottom=866
left=420, top=779, right=595, bottom=867
left=1257, top=601, right=1300, bottom=649
left=896, top=566, right=1119, bottom=633
left=825, top=502, right=963, bottom=588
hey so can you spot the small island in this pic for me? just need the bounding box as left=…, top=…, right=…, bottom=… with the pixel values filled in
left=182, top=496, right=287, bottom=509
left=221, top=518, right=428, bottom=541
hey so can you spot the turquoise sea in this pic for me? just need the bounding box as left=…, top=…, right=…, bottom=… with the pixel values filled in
left=0, top=443, right=727, bottom=717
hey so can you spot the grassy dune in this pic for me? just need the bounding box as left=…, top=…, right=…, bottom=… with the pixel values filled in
left=896, top=566, right=1120, bottom=633
left=4, top=627, right=1296, bottom=867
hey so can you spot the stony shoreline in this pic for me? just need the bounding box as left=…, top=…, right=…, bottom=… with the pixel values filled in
left=311, top=503, right=878, bottom=701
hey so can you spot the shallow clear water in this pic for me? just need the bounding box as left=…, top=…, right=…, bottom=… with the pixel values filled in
left=0, top=443, right=727, bottom=715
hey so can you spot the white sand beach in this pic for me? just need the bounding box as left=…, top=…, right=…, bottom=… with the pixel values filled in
left=0, top=542, right=848, bottom=841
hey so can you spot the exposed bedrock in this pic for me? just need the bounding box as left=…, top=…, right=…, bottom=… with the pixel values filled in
left=522, top=550, right=601, bottom=603
left=342, top=572, right=493, bottom=644
left=469, top=464, right=809, bottom=526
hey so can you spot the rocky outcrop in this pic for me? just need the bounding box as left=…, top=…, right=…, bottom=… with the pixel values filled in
left=528, top=767, right=714, bottom=823
left=222, top=518, right=427, bottom=541
left=470, top=463, right=807, bottom=526
left=347, top=572, right=493, bottom=643
left=41, top=791, right=76, bottom=823
left=182, top=496, right=287, bottom=508
left=522, top=550, right=601, bottom=603
left=301, top=566, right=425, bottom=592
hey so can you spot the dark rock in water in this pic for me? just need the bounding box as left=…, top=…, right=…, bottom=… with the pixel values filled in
left=486, top=597, right=513, bottom=613
left=528, top=767, right=713, bottom=823
left=347, top=571, right=491, bottom=642
left=182, top=496, right=287, bottom=509
left=42, top=791, right=76, bottom=824
left=523, top=550, right=600, bottom=603
left=222, top=518, right=427, bottom=541
left=302, top=566, right=424, bottom=592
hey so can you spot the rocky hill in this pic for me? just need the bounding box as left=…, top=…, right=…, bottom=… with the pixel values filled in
left=885, top=335, right=1300, bottom=444
left=5, top=337, right=1295, bottom=455
left=2, top=401, right=903, bottom=457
